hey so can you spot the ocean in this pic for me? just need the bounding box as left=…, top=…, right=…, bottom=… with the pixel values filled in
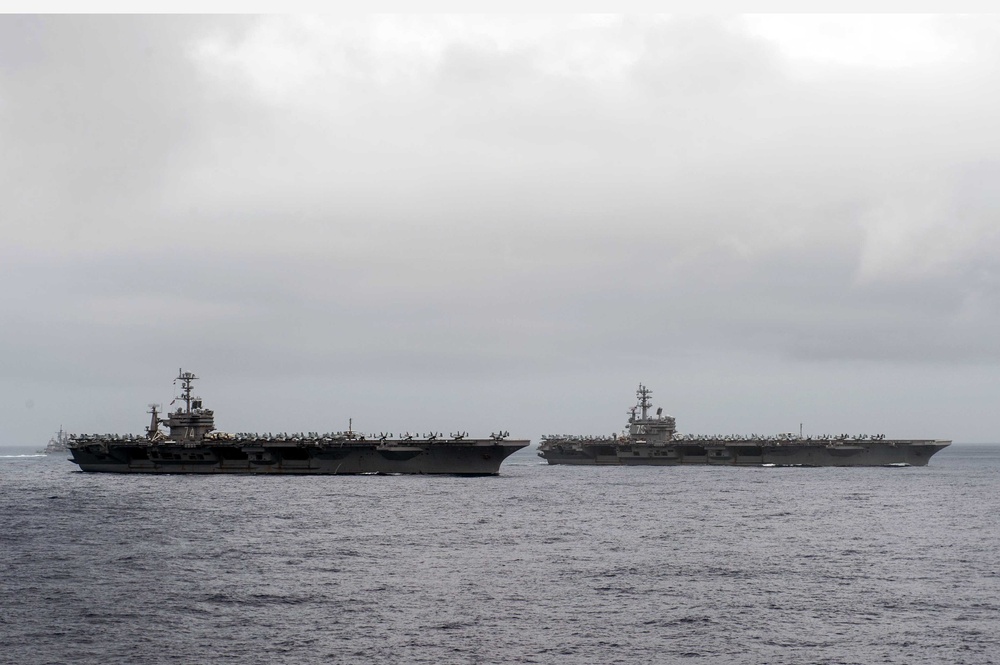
left=1, top=444, right=998, bottom=665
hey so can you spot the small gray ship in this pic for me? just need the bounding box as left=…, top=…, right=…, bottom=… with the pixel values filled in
left=68, top=370, right=529, bottom=475
left=37, top=427, right=70, bottom=455
left=538, top=384, right=951, bottom=467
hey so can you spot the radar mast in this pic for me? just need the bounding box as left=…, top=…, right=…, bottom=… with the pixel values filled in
left=636, top=384, right=652, bottom=420
left=147, top=403, right=161, bottom=438
left=175, top=369, right=198, bottom=414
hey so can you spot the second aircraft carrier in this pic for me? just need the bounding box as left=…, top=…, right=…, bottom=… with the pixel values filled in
left=538, top=384, right=950, bottom=467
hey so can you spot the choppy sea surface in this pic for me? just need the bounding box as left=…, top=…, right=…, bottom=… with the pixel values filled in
left=1, top=444, right=998, bottom=665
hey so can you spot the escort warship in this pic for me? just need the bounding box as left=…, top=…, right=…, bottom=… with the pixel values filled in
left=37, top=427, right=70, bottom=455
left=538, top=384, right=951, bottom=467
left=68, top=370, right=529, bottom=475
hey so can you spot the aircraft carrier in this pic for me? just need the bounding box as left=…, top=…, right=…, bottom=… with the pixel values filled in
left=68, top=370, right=529, bottom=475
left=538, top=384, right=951, bottom=467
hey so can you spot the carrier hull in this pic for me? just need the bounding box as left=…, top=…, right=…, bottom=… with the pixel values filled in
left=538, top=440, right=951, bottom=467
left=70, top=439, right=527, bottom=476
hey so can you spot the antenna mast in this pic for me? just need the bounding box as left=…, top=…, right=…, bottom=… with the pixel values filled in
left=636, top=384, right=652, bottom=420
left=176, top=368, right=198, bottom=414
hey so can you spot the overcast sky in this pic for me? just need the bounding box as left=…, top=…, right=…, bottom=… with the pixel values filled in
left=3, top=14, right=999, bottom=446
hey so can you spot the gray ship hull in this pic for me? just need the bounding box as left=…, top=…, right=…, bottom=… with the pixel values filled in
left=538, top=440, right=950, bottom=467
left=70, top=439, right=528, bottom=476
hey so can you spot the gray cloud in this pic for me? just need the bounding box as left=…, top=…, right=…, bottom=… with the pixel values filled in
left=3, top=15, right=999, bottom=445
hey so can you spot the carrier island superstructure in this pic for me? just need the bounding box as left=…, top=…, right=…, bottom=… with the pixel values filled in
left=538, top=384, right=950, bottom=467
left=68, top=370, right=529, bottom=475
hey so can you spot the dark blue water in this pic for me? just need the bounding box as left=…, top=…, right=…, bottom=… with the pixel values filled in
left=2, top=445, right=998, bottom=665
